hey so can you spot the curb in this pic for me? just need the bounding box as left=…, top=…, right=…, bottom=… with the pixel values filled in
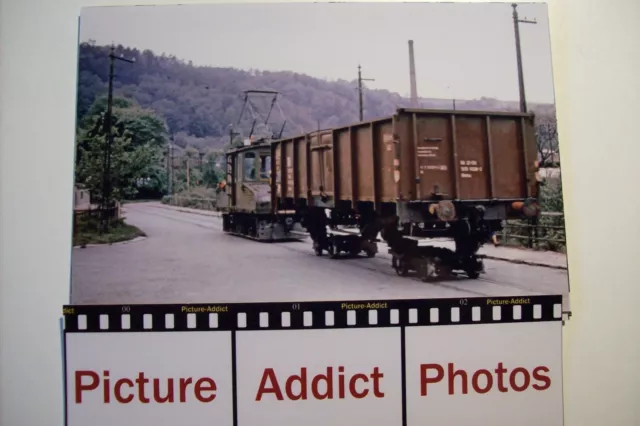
left=72, top=236, right=148, bottom=249
left=478, top=254, right=568, bottom=270
left=148, top=204, right=221, bottom=218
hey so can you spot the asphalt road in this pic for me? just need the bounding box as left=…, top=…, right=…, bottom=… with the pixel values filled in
left=70, top=203, right=570, bottom=307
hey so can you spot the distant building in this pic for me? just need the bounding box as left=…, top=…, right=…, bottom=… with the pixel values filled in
left=539, top=167, right=561, bottom=182
left=74, top=185, right=92, bottom=211
left=73, top=185, right=122, bottom=218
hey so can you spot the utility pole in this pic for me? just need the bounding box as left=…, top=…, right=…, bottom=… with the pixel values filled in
left=186, top=158, right=191, bottom=189
left=408, top=40, right=419, bottom=107
left=446, top=84, right=456, bottom=111
left=100, top=45, right=134, bottom=233
left=511, top=3, right=537, bottom=113
left=168, top=136, right=174, bottom=197
left=228, top=126, right=239, bottom=148
left=357, top=65, right=374, bottom=122
left=512, top=3, right=539, bottom=246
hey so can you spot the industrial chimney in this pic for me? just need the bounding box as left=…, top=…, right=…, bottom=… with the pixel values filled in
left=408, top=40, right=419, bottom=107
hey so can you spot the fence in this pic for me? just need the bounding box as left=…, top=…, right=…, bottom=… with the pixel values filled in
left=501, top=212, right=566, bottom=252
left=72, top=205, right=121, bottom=232
left=162, top=195, right=219, bottom=211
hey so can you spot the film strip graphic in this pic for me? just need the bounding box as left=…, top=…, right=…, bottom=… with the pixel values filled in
left=63, top=294, right=563, bottom=332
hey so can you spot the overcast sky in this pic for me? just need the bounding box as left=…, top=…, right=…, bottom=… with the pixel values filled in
left=79, top=2, right=556, bottom=104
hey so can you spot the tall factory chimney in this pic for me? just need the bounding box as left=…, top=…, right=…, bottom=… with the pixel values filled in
left=408, top=40, right=418, bottom=107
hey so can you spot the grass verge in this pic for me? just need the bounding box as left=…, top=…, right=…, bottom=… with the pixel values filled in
left=161, top=187, right=218, bottom=211
left=73, top=217, right=146, bottom=247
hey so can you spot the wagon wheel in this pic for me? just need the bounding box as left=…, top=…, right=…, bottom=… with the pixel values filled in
left=418, top=256, right=439, bottom=282
left=467, top=269, right=480, bottom=279
left=464, top=256, right=483, bottom=279
left=392, top=255, right=409, bottom=276
left=313, top=241, right=323, bottom=256
left=360, top=239, right=377, bottom=258
left=253, top=218, right=260, bottom=238
left=327, top=242, right=338, bottom=259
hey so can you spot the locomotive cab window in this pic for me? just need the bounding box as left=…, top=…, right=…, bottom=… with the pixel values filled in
left=243, top=152, right=257, bottom=181
left=236, top=150, right=271, bottom=182
left=259, top=154, right=271, bottom=180
left=235, top=154, right=242, bottom=182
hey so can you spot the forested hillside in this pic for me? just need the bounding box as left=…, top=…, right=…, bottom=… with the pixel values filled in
left=76, top=41, right=556, bottom=151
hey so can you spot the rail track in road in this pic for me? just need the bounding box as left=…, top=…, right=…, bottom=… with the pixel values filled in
left=70, top=203, right=568, bottom=307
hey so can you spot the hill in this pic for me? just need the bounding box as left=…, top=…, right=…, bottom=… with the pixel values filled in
left=77, top=41, right=556, bottom=151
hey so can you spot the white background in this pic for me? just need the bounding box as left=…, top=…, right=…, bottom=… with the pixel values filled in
left=236, top=328, right=403, bottom=426
left=65, top=332, right=233, bottom=426
left=1, top=0, right=640, bottom=425
left=405, top=322, right=563, bottom=426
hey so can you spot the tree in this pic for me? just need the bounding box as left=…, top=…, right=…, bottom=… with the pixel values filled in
left=536, top=120, right=559, bottom=168
left=75, top=95, right=169, bottom=204
left=201, top=151, right=224, bottom=188
left=184, top=146, right=200, bottom=159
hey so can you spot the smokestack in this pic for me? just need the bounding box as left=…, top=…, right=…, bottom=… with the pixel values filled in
left=408, top=40, right=418, bottom=107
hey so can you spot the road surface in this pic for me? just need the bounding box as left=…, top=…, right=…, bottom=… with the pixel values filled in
left=70, top=203, right=570, bottom=308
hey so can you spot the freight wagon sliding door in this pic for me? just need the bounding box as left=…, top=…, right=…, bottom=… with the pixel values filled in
left=274, top=139, right=297, bottom=205
left=309, top=131, right=334, bottom=203
left=450, top=115, right=492, bottom=200
left=489, top=117, right=531, bottom=199
left=411, top=114, right=456, bottom=200
left=283, top=140, right=294, bottom=199
left=277, top=137, right=305, bottom=201
left=334, top=121, right=395, bottom=207
left=294, top=136, right=308, bottom=203
left=410, top=112, right=531, bottom=201
left=274, top=143, right=282, bottom=203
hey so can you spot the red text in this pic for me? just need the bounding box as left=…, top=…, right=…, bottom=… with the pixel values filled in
left=420, top=363, right=551, bottom=396
left=255, top=366, right=385, bottom=401
left=74, top=370, right=217, bottom=404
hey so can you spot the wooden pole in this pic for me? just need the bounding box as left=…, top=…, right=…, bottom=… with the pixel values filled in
left=187, top=158, right=190, bottom=189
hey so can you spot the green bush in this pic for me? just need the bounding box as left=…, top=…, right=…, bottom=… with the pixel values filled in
left=164, top=188, right=218, bottom=211
left=73, top=214, right=146, bottom=247
left=501, top=178, right=566, bottom=253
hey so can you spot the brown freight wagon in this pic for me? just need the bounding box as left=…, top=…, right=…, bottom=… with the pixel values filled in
left=217, top=107, right=541, bottom=281
left=268, top=107, right=541, bottom=280
left=272, top=107, right=539, bottom=214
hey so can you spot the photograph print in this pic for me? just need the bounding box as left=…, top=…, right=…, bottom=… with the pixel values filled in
left=69, top=2, right=570, bottom=311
